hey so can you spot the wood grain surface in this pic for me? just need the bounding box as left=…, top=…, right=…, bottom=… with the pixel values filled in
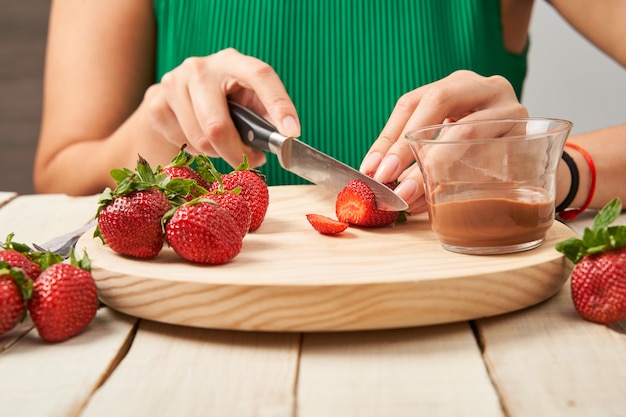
left=77, top=185, right=576, bottom=331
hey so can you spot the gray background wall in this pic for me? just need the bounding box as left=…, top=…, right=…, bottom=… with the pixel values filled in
left=0, top=1, right=624, bottom=194
left=523, top=1, right=626, bottom=134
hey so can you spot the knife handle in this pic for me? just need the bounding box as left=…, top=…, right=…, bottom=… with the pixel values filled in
left=228, top=101, right=285, bottom=153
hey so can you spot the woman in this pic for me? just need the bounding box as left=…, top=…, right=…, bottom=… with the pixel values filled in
left=34, top=0, right=626, bottom=215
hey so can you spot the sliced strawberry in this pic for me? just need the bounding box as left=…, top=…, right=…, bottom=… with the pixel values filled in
left=306, top=214, right=348, bottom=235
left=335, top=180, right=399, bottom=228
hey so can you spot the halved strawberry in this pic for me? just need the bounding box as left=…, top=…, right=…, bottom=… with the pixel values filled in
left=306, top=214, right=348, bottom=235
left=335, top=180, right=399, bottom=227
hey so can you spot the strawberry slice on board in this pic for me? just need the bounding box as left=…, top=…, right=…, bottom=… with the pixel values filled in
left=306, top=214, right=349, bottom=235
left=335, top=180, right=400, bottom=228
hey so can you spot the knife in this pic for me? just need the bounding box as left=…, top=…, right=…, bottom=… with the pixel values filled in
left=228, top=101, right=408, bottom=211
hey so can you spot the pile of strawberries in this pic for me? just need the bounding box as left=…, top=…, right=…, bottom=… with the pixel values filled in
left=95, top=147, right=269, bottom=265
left=0, top=235, right=98, bottom=342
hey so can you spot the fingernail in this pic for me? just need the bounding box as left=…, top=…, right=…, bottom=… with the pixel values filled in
left=393, top=178, right=418, bottom=202
left=359, top=152, right=383, bottom=175
left=374, top=154, right=400, bottom=182
left=281, top=115, right=299, bottom=137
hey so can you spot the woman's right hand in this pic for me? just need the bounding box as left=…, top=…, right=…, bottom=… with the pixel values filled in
left=143, top=48, right=301, bottom=169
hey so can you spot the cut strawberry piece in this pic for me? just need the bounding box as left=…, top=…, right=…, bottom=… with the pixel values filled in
left=306, top=214, right=348, bottom=235
left=335, top=180, right=399, bottom=228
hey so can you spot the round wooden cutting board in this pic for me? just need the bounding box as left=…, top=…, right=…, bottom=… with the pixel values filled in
left=76, top=185, right=576, bottom=332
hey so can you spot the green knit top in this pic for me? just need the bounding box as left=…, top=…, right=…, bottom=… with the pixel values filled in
left=153, top=0, right=528, bottom=185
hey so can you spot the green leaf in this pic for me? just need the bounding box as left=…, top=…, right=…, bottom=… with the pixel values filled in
left=555, top=198, right=626, bottom=263
left=69, top=248, right=91, bottom=273
left=555, top=237, right=586, bottom=263
left=195, top=154, right=222, bottom=184
left=109, top=168, right=134, bottom=185
left=591, top=198, right=622, bottom=231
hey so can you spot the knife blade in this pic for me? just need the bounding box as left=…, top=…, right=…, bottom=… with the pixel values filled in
left=228, top=101, right=408, bottom=211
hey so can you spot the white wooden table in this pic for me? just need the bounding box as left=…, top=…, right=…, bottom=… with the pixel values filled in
left=1, top=191, right=625, bottom=417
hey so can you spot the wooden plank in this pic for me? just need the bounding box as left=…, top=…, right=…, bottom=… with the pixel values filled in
left=297, top=324, right=504, bottom=417
left=0, top=193, right=100, bottom=245
left=81, top=321, right=300, bottom=417
left=0, top=193, right=139, bottom=417
left=0, top=193, right=100, bottom=348
left=0, top=308, right=137, bottom=417
left=0, top=191, right=16, bottom=207
left=477, top=282, right=626, bottom=416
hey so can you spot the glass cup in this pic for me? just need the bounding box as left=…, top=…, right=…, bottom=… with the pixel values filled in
left=404, top=118, right=573, bottom=255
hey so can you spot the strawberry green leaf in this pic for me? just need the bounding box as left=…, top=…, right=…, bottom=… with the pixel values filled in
left=110, top=168, right=134, bottom=185
left=591, top=198, right=621, bottom=231
left=69, top=248, right=91, bottom=272
left=1, top=232, right=32, bottom=254
left=556, top=198, right=626, bottom=264
left=195, top=154, right=222, bottom=184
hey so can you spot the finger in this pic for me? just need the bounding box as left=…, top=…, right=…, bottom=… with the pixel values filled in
left=157, top=68, right=226, bottom=156
left=370, top=71, right=526, bottom=182
left=212, top=49, right=301, bottom=138
left=187, top=75, right=267, bottom=168
left=145, top=83, right=205, bottom=153
left=394, top=163, right=426, bottom=212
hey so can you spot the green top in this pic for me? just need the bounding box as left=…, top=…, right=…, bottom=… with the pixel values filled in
left=153, top=0, right=528, bottom=185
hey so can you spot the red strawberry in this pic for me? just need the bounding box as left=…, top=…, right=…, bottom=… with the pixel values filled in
left=96, top=188, right=171, bottom=258
left=206, top=190, right=251, bottom=238
left=210, top=157, right=269, bottom=232
left=306, top=214, right=348, bottom=235
left=556, top=198, right=626, bottom=324
left=335, top=180, right=399, bottom=227
left=0, top=233, right=43, bottom=279
left=28, top=253, right=98, bottom=342
left=161, top=146, right=211, bottom=200
left=0, top=263, right=32, bottom=336
left=165, top=199, right=243, bottom=265
left=95, top=156, right=175, bottom=258
left=0, top=249, right=41, bottom=280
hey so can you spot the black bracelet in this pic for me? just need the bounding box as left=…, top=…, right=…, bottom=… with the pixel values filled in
left=556, top=150, right=579, bottom=212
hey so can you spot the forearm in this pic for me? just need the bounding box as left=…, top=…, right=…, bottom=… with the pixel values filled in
left=556, top=124, right=626, bottom=211
left=34, top=104, right=179, bottom=196
left=548, top=0, right=626, bottom=67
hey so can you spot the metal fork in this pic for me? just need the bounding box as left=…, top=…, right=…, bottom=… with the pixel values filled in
left=32, top=220, right=97, bottom=258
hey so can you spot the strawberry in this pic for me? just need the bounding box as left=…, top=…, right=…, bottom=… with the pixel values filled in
left=306, top=214, right=348, bottom=235
left=335, top=180, right=400, bottom=227
left=210, top=156, right=269, bottom=232
left=96, top=188, right=171, bottom=258
left=165, top=198, right=243, bottom=265
left=206, top=190, right=251, bottom=238
left=160, top=145, right=211, bottom=200
left=28, top=251, right=98, bottom=343
left=0, top=233, right=45, bottom=279
left=95, top=156, right=174, bottom=259
left=556, top=198, right=626, bottom=324
left=0, top=262, right=32, bottom=336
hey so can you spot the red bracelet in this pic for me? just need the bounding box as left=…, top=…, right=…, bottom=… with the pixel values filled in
left=558, top=142, right=596, bottom=220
